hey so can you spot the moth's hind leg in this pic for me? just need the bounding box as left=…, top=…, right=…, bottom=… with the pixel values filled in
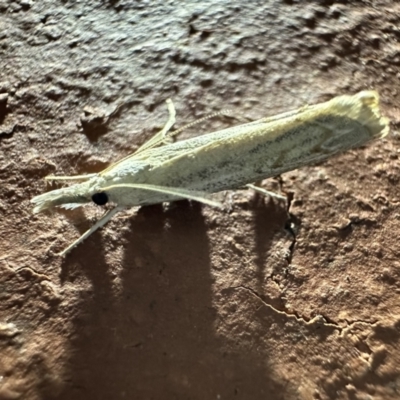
left=246, top=182, right=287, bottom=201
left=134, top=99, right=232, bottom=155
left=134, top=99, right=177, bottom=154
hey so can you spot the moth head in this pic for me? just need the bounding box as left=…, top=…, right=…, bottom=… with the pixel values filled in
left=31, top=180, right=110, bottom=213
left=91, top=191, right=109, bottom=206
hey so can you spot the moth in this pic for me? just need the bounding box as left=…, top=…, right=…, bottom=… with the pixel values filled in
left=31, top=91, right=389, bottom=255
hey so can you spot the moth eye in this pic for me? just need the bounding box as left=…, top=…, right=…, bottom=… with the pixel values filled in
left=91, top=192, right=108, bottom=206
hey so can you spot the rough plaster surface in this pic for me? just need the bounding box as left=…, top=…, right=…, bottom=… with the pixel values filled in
left=1, top=1, right=400, bottom=399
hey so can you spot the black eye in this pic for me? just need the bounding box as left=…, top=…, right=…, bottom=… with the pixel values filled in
left=91, top=192, right=108, bottom=205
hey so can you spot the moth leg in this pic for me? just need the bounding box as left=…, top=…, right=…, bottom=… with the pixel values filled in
left=246, top=182, right=287, bottom=201
left=59, top=206, right=124, bottom=256
left=134, top=100, right=232, bottom=154
left=45, top=173, right=97, bottom=182
left=134, top=99, right=176, bottom=154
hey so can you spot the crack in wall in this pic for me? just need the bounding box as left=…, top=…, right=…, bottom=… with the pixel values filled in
left=282, top=181, right=296, bottom=268
left=233, top=285, right=381, bottom=336
left=234, top=284, right=342, bottom=331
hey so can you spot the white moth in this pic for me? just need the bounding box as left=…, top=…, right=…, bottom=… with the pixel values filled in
left=31, top=91, right=389, bottom=255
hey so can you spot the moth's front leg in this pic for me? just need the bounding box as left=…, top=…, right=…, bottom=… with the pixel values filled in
left=45, top=173, right=97, bottom=182
left=59, top=205, right=125, bottom=256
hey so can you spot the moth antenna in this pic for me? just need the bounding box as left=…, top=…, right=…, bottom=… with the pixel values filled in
left=100, top=183, right=223, bottom=209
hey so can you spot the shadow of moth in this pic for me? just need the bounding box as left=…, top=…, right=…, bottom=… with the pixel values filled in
left=31, top=91, right=389, bottom=255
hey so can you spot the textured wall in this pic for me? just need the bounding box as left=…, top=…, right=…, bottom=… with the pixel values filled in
left=0, top=1, right=399, bottom=399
